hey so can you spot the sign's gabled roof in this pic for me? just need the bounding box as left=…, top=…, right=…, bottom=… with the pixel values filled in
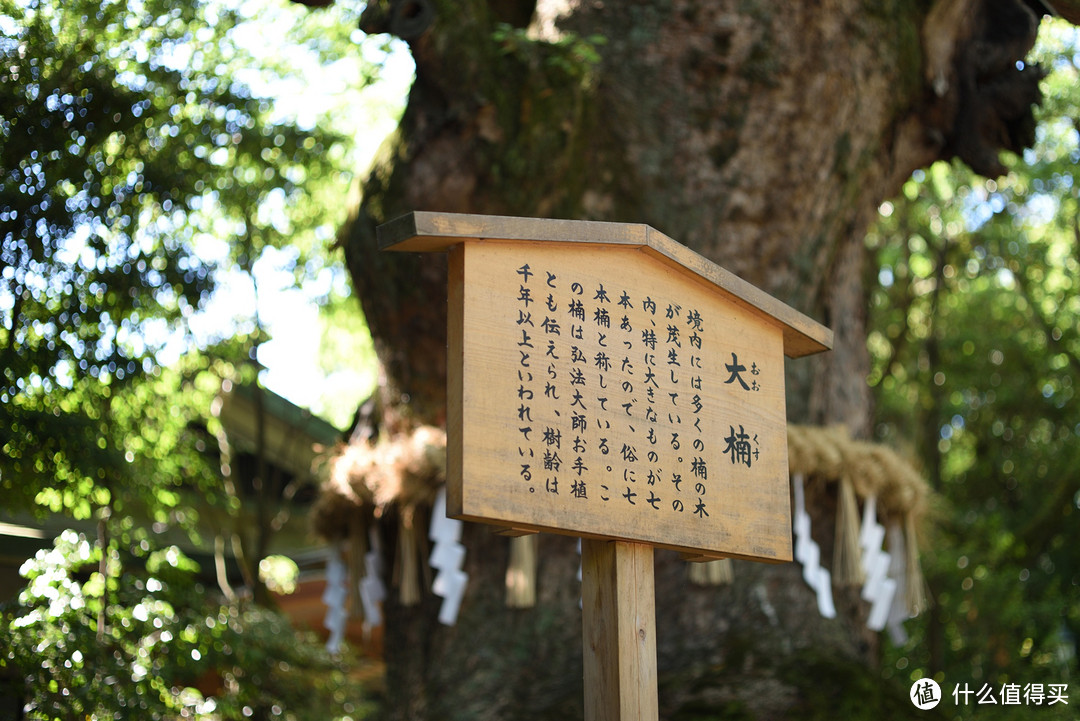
left=379, top=211, right=832, bottom=358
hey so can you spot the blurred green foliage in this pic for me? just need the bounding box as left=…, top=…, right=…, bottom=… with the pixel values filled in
left=0, top=0, right=388, bottom=717
left=1, top=530, right=373, bottom=721
left=0, top=0, right=349, bottom=514
left=868, top=19, right=1079, bottom=718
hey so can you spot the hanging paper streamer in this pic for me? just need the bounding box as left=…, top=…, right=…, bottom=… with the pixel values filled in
left=859, top=495, right=897, bottom=631
left=359, top=527, right=386, bottom=628
left=792, top=474, right=836, bottom=619
left=322, top=544, right=348, bottom=654
left=429, top=486, right=468, bottom=625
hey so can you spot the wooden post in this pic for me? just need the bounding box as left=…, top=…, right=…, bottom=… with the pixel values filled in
left=581, top=539, right=658, bottom=721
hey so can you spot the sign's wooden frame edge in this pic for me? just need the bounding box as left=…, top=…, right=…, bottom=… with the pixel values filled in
left=379, top=211, right=833, bottom=359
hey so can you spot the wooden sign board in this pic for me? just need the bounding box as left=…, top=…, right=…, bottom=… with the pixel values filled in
left=381, top=212, right=832, bottom=562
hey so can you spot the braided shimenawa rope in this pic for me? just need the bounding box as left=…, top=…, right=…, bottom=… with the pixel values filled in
left=787, top=425, right=929, bottom=614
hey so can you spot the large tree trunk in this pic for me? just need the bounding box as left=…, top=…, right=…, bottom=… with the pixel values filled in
left=333, top=0, right=1045, bottom=718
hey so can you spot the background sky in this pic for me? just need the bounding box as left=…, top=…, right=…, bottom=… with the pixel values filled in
left=198, top=23, right=414, bottom=428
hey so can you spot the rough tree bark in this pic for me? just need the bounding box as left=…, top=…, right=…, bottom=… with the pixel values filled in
left=326, top=0, right=1048, bottom=718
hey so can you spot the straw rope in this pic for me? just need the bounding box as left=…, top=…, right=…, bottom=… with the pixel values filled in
left=505, top=535, right=539, bottom=608
left=786, top=425, right=929, bottom=614
left=687, top=558, right=734, bottom=586
left=313, top=422, right=930, bottom=615
left=396, top=507, right=421, bottom=606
